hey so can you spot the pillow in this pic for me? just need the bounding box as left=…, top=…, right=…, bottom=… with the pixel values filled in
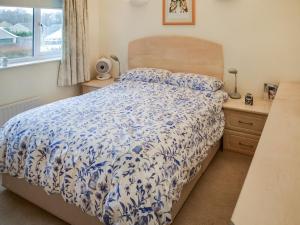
left=121, top=68, right=171, bottom=83
left=164, top=72, right=223, bottom=92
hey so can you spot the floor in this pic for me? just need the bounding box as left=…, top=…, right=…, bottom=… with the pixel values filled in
left=0, top=151, right=252, bottom=225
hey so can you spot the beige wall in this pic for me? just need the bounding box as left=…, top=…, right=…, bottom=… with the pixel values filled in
left=0, top=61, right=77, bottom=105
left=0, top=0, right=102, bottom=106
left=1, top=0, right=300, bottom=105
left=99, top=0, right=300, bottom=96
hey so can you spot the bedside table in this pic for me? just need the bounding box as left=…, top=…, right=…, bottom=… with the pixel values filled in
left=81, top=78, right=115, bottom=94
left=223, top=98, right=272, bottom=156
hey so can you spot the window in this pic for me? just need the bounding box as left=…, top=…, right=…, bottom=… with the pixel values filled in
left=0, top=6, right=63, bottom=67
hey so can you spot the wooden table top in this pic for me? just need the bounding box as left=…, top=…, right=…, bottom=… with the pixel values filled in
left=231, top=82, right=300, bottom=225
left=223, top=97, right=272, bottom=115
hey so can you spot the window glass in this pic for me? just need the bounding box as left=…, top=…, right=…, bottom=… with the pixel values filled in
left=0, top=7, right=33, bottom=60
left=40, top=9, right=63, bottom=56
left=0, top=6, right=62, bottom=67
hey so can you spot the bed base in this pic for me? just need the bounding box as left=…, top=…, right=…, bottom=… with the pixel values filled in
left=2, top=141, right=220, bottom=225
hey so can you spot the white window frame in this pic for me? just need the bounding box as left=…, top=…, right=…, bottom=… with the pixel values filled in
left=3, top=7, right=63, bottom=66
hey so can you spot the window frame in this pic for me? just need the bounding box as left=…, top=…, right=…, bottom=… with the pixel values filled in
left=2, top=7, right=63, bottom=66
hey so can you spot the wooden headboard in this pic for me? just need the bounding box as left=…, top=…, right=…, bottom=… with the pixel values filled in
left=128, top=36, right=224, bottom=80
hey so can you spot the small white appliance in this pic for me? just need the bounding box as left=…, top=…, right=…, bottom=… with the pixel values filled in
left=95, top=57, right=112, bottom=80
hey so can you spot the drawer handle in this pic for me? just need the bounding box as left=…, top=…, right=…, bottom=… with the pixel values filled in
left=238, top=120, right=254, bottom=126
left=239, top=142, right=254, bottom=148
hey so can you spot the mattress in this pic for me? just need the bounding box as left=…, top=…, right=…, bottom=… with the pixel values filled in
left=0, top=74, right=226, bottom=225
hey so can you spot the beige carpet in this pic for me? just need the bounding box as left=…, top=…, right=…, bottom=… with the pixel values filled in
left=0, top=151, right=251, bottom=225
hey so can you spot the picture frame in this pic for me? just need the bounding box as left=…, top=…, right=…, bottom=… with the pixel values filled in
left=163, top=0, right=195, bottom=25
left=264, top=83, right=279, bottom=101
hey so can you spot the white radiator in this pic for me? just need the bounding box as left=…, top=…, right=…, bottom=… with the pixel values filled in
left=0, top=97, right=41, bottom=126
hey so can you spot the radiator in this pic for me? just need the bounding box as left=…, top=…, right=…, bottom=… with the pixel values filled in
left=0, top=97, right=41, bottom=126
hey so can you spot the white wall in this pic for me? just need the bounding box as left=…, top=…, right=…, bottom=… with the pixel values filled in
left=99, top=0, right=300, bottom=96
left=0, top=61, right=77, bottom=105
left=0, top=0, right=102, bottom=106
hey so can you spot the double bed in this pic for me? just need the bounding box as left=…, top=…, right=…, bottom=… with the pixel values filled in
left=0, top=36, right=225, bottom=225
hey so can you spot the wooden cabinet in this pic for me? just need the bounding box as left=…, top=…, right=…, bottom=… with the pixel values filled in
left=81, top=79, right=115, bottom=94
left=223, top=98, right=271, bottom=156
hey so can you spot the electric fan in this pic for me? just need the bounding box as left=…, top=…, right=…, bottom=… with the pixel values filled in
left=95, top=57, right=112, bottom=80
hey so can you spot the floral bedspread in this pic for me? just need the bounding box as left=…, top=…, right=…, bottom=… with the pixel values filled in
left=0, top=79, right=226, bottom=225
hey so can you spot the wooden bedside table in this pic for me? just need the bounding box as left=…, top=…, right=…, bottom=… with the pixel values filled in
left=81, top=78, right=115, bottom=94
left=223, top=98, right=272, bottom=156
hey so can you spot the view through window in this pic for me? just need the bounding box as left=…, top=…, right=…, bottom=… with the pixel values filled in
left=40, top=9, right=63, bottom=56
left=0, top=6, right=62, bottom=65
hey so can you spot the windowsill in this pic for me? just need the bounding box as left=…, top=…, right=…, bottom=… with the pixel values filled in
left=0, top=58, right=61, bottom=71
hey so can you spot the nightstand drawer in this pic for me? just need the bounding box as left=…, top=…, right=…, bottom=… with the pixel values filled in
left=224, top=109, right=267, bottom=135
left=224, top=129, right=260, bottom=155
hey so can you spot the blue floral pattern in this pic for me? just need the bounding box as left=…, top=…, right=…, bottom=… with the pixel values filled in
left=121, top=69, right=224, bottom=92
left=121, top=68, right=172, bottom=84
left=164, top=72, right=224, bottom=92
left=0, top=77, right=227, bottom=225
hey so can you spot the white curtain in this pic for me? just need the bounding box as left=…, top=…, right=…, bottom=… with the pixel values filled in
left=58, top=0, right=90, bottom=86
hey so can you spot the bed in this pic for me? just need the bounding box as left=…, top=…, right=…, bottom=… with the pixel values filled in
left=0, top=36, right=225, bottom=225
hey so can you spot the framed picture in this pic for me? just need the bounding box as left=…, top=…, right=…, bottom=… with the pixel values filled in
left=264, top=83, right=279, bottom=101
left=163, top=0, right=195, bottom=25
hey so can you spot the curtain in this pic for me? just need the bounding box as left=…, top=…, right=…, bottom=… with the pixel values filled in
left=58, top=0, right=90, bottom=86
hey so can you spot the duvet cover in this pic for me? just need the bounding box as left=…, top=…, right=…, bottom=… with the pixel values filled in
left=0, top=69, right=227, bottom=225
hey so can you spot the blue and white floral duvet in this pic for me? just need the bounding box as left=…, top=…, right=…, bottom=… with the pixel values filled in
left=0, top=70, right=227, bottom=225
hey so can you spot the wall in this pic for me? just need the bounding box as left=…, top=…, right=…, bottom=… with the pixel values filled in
left=0, top=0, right=102, bottom=106
left=99, top=0, right=300, bottom=96
left=0, top=61, right=76, bottom=105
